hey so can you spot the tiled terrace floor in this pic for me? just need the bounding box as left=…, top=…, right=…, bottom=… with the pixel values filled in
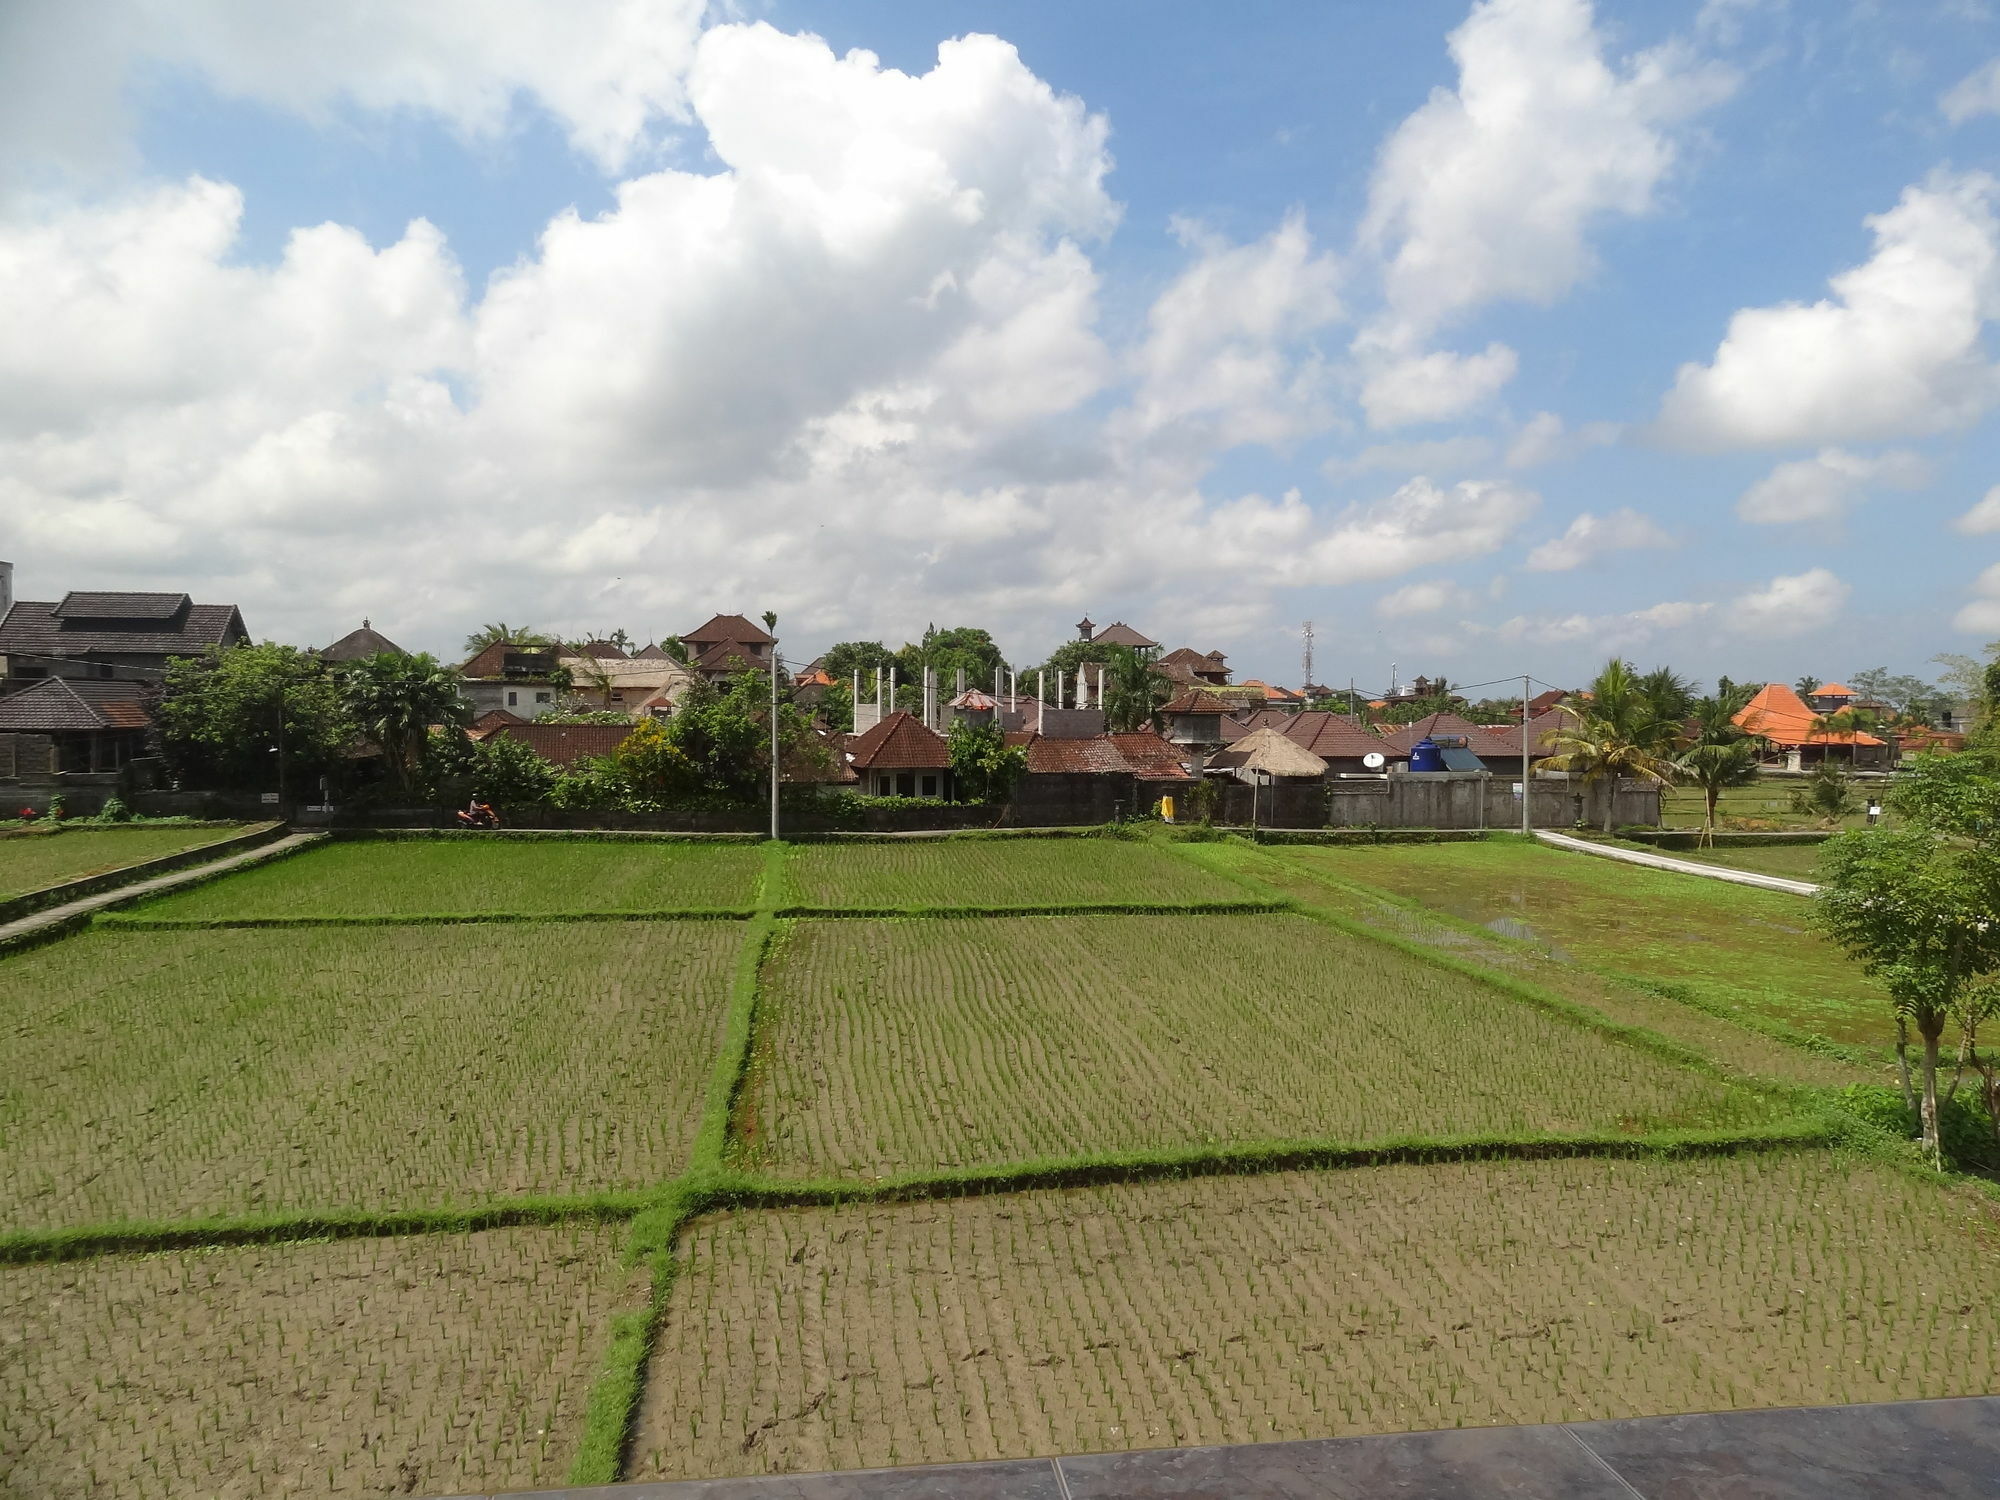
left=449, top=1396, right=2000, bottom=1498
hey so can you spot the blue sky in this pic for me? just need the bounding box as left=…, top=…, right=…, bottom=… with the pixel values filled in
left=5, top=0, right=2000, bottom=691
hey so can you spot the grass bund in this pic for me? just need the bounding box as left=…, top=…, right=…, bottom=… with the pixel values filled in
left=0, top=823, right=252, bottom=901
left=0, top=830, right=1990, bottom=1494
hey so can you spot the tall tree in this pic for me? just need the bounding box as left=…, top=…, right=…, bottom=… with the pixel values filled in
left=157, top=644, right=352, bottom=793
left=1794, top=674, right=1822, bottom=698
left=1675, top=738, right=1761, bottom=841
left=340, top=652, right=471, bottom=793
left=1537, top=670, right=1677, bottom=833
left=1100, top=644, right=1172, bottom=732
left=946, top=718, right=1026, bottom=802
left=897, top=625, right=1008, bottom=692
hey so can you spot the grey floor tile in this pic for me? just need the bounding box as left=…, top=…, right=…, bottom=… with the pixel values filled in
left=1568, top=1397, right=2000, bottom=1499
left=1056, top=1426, right=1641, bottom=1499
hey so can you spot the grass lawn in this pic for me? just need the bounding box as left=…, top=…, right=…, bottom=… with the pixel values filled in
left=1660, top=784, right=1877, bottom=832
left=1269, top=839, right=1886, bottom=1051
left=1658, top=843, right=1831, bottom=881
left=2, top=1222, right=642, bottom=1499
left=740, top=913, right=1778, bottom=1177
left=0, top=922, right=739, bottom=1228
left=631, top=1152, right=2000, bottom=1480
left=783, top=837, right=1244, bottom=909
left=128, top=837, right=764, bottom=919
left=0, top=825, right=249, bottom=900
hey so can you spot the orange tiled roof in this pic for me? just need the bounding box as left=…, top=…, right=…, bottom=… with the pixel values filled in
left=1734, top=683, right=1884, bottom=747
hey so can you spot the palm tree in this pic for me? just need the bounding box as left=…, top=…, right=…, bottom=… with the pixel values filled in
left=1100, top=645, right=1172, bottom=733
left=1790, top=762, right=1858, bottom=827
left=340, top=652, right=470, bottom=793
left=1582, top=658, right=1684, bottom=755
left=567, top=650, right=621, bottom=711
left=1675, top=737, right=1761, bottom=843
left=462, top=622, right=552, bottom=656
left=1537, top=696, right=1677, bottom=833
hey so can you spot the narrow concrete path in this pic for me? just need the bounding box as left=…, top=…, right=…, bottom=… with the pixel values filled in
left=439, top=1395, right=2000, bottom=1497
left=1534, top=827, right=1819, bottom=897
left=0, top=831, right=327, bottom=951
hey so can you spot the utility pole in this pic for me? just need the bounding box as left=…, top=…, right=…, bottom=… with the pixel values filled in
left=1520, top=672, right=1531, bottom=836
left=1300, top=620, right=1314, bottom=701
left=764, top=611, right=779, bottom=843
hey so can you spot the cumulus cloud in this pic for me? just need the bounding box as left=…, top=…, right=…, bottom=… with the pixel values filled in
left=1735, top=448, right=1929, bottom=525
left=1122, top=212, right=1342, bottom=451
left=1489, top=598, right=1709, bottom=647
left=1503, top=410, right=1621, bottom=469
left=1655, top=171, right=2000, bottom=449
left=1954, top=485, right=2000, bottom=535
left=0, top=0, right=706, bottom=185
left=1351, top=0, right=1732, bottom=427
left=1731, top=568, right=1850, bottom=637
left=1956, top=561, right=2000, bottom=633
left=1326, top=434, right=1496, bottom=477
left=1522, top=508, right=1673, bottom=570
left=1308, top=477, right=1540, bottom=584
left=1376, top=579, right=1475, bottom=617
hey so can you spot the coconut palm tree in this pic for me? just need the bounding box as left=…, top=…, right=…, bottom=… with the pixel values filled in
left=1675, top=737, right=1762, bottom=843
left=1100, top=644, right=1173, bottom=733
left=340, top=652, right=470, bottom=793
left=462, top=622, right=552, bottom=656
left=1537, top=693, right=1677, bottom=833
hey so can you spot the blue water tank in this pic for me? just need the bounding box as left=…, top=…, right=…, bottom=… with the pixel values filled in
left=1408, top=736, right=1446, bottom=773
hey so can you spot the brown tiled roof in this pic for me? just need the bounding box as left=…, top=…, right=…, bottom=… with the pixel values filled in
left=1231, top=710, right=1400, bottom=762
left=0, top=597, right=246, bottom=662
left=1159, top=647, right=1226, bottom=671
left=1090, top=621, right=1157, bottom=649
left=459, top=641, right=562, bottom=678
left=692, top=640, right=767, bottom=672
left=683, top=613, right=774, bottom=647
left=845, top=711, right=950, bottom=770
left=1161, top=689, right=1234, bottom=716
left=467, top=708, right=527, bottom=739
left=53, top=591, right=191, bottom=620
left=0, top=677, right=153, bottom=732
left=317, top=623, right=406, bottom=662
left=485, top=722, right=634, bottom=767
left=1376, top=712, right=1525, bottom=760
left=578, top=640, right=630, bottom=660
left=633, top=643, right=672, bottom=660
left=1107, top=731, right=1195, bottom=780
left=1017, top=730, right=1193, bottom=780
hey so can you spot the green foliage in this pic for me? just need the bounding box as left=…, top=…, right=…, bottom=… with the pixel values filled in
left=897, top=624, right=1007, bottom=689
left=1673, top=737, right=1761, bottom=836
left=946, top=718, right=1025, bottom=802
left=1374, top=693, right=1459, bottom=726
left=1794, top=674, right=1822, bottom=698
left=1100, top=643, right=1172, bottom=732
left=814, top=679, right=853, bottom=733
left=534, top=709, right=632, bottom=725
left=1033, top=637, right=1115, bottom=687
left=654, top=673, right=827, bottom=804
left=1537, top=662, right=1678, bottom=831
left=1461, top=697, right=1522, bottom=723
left=1833, top=1084, right=2000, bottom=1172
left=339, top=651, right=469, bottom=792
left=157, top=643, right=351, bottom=792
left=462, top=621, right=552, bottom=656
left=1789, top=763, right=1858, bottom=826
left=820, top=640, right=898, bottom=684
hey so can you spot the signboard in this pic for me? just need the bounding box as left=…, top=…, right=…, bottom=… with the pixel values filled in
left=260, top=792, right=280, bottom=804
left=1511, top=782, right=1524, bottom=797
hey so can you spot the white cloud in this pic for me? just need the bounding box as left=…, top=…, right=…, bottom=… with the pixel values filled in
left=1350, top=0, right=1732, bottom=427
left=1956, top=561, right=2000, bottom=633
left=1122, top=212, right=1342, bottom=450
left=0, top=0, right=707, bottom=185
left=1953, top=485, right=2000, bottom=534
left=1731, top=568, right=1851, bottom=636
left=1503, top=410, right=1621, bottom=469
left=1326, top=434, right=1496, bottom=477
left=1522, top=507, right=1673, bottom=570
left=1735, top=447, right=1929, bottom=525
left=1307, top=476, right=1540, bottom=584
left=1377, top=579, right=1475, bottom=617
left=1489, top=597, right=1710, bottom=647
left=1655, top=171, right=2000, bottom=449
left=1942, top=57, right=2000, bottom=124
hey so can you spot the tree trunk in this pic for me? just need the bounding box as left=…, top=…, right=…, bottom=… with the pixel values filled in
left=1920, top=1016, right=1946, bottom=1169
left=1895, top=1015, right=1917, bottom=1115
left=1601, top=778, right=1614, bottom=834
left=1703, top=785, right=1718, bottom=847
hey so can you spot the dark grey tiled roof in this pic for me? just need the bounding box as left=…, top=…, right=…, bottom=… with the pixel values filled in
left=0, top=599, right=247, bottom=660
left=0, top=677, right=153, bottom=731
left=52, top=591, right=191, bottom=620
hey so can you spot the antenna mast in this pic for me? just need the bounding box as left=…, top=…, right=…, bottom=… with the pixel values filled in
left=1300, top=620, right=1314, bottom=700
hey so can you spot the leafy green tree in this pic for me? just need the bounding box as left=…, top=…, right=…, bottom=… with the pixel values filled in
left=1635, top=665, right=1697, bottom=727
left=815, top=679, right=854, bottom=733
left=821, top=640, right=899, bottom=683
left=897, top=625, right=1008, bottom=693
left=1816, top=826, right=2000, bottom=1164
left=1462, top=696, right=1523, bottom=723
left=1032, top=638, right=1116, bottom=693
left=1847, top=667, right=1937, bottom=716
left=610, top=718, right=697, bottom=800
left=1674, top=737, right=1761, bottom=841
left=339, top=652, right=469, bottom=793
left=1794, top=674, right=1822, bottom=699
left=470, top=732, right=559, bottom=809
left=462, top=622, right=552, bottom=656
left=1375, top=693, right=1461, bottom=726
left=947, top=718, right=1026, bottom=803
left=660, top=672, right=828, bottom=802
left=1100, top=644, right=1172, bottom=732
left=157, top=643, right=351, bottom=793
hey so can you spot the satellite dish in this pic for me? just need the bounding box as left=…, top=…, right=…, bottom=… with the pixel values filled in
left=1363, top=751, right=1386, bottom=770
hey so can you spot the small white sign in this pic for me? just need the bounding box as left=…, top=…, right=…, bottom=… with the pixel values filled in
left=1511, top=782, right=1524, bottom=797
left=260, top=792, right=280, bottom=804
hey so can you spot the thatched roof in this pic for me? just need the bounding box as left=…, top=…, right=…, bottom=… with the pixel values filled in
left=1213, top=725, right=1327, bottom=778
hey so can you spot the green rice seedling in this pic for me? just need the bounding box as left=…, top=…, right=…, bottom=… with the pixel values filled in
left=0, top=922, right=740, bottom=1229
left=0, top=826, right=250, bottom=901
left=630, top=1152, right=2000, bottom=1480
left=743, top=914, right=1784, bottom=1178
left=0, top=1222, right=643, bottom=1497
left=785, top=839, right=1244, bottom=910
left=122, top=838, right=764, bottom=921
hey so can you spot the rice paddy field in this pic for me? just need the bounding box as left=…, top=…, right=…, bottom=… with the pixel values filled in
left=1264, top=837, right=1885, bottom=1050
left=742, top=914, right=1777, bottom=1177
left=127, top=836, right=764, bottom=918
left=0, top=824, right=250, bottom=900
left=1663, top=841, right=1831, bottom=881
left=1, top=829, right=1990, bottom=1495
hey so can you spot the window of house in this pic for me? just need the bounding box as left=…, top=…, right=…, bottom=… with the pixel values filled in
left=506, top=691, right=517, bottom=707
left=535, top=691, right=551, bottom=703
left=897, top=772, right=916, bottom=797
left=920, top=775, right=937, bottom=797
